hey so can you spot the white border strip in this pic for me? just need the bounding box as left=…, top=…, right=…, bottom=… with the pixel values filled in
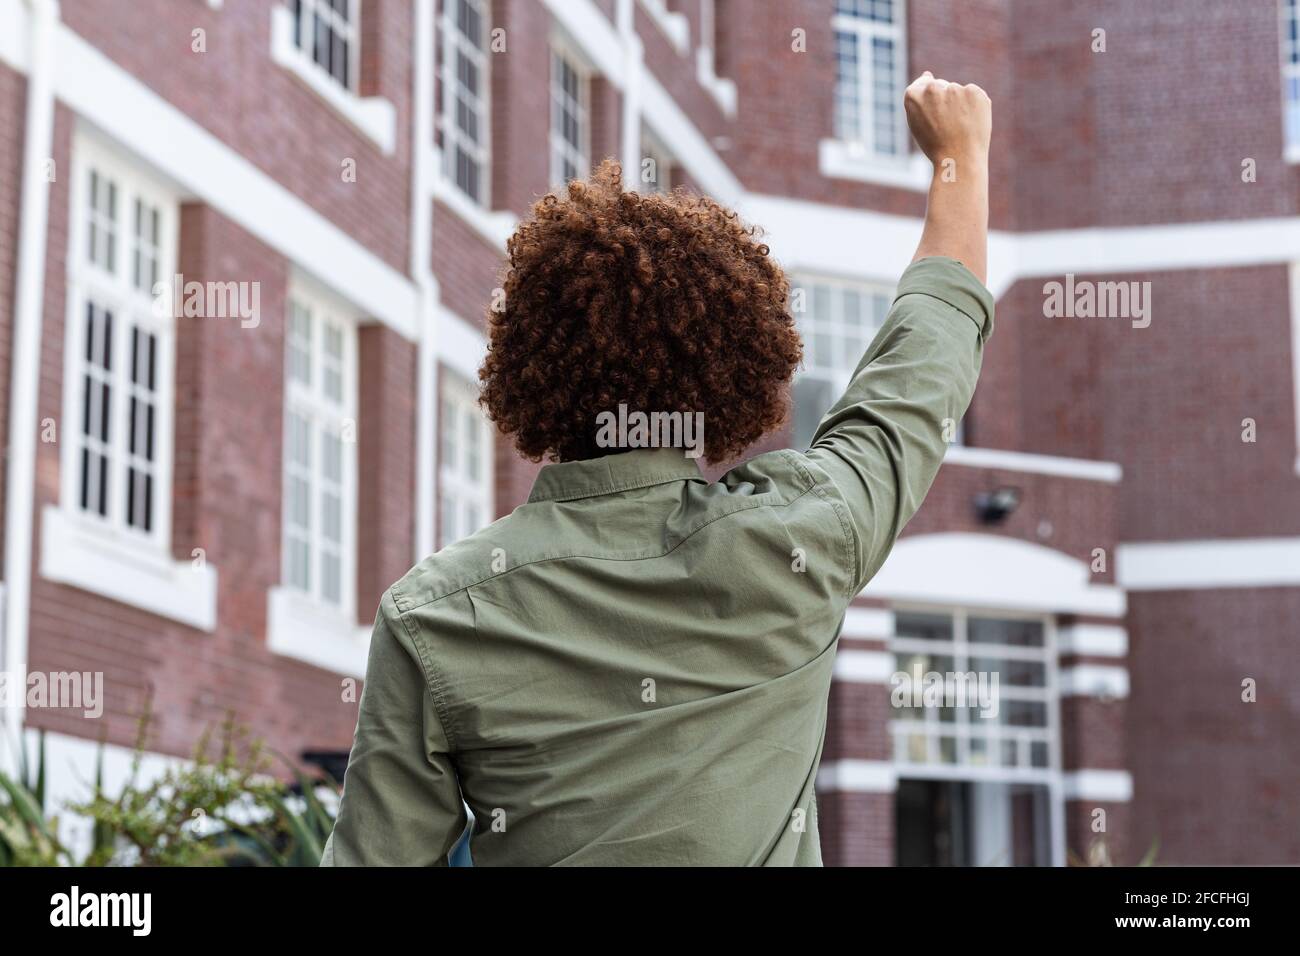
left=944, top=445, right=1122, bottom=483
left=1057, top=623, right=1127, bottom=658
left=1059, top=665, right=1129, bottom=699
left=1119, top=537, right=1300, bottom=590
left=841, top=606, right=894, bottom=640
left=1063, top=769, right=1133, bottom=803
left=816, top=759, right=898, bottom=793
left=833, top=649, right=894, bottom=684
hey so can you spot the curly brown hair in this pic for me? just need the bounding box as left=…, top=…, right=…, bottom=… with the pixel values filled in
left=478, top=160, right=802, bottom=465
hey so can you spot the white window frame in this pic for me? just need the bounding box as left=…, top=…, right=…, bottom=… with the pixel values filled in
left=888, top=604, right=1064, bottom=867
left=1282, top=0, right=1300, bottom=161
left=791, top=274, right=895, bottom=447
left=269, top=2, right=397, bottom=155
left=61, top=137, right=178, bottom=551
left=41, top=130, right=216, bottom=632
left=280, top=279, right=359, bottom=620
left=290, top=0, right=360, bottom=93
left=439, top=373, right=494, bottom=549
left=549, top=43, right=591, bottom=189
left=888, top=606, right=1061, bottom=783
left=441, top=0, right=492, bottom=205
left=822, top=0, right=931, bottom=191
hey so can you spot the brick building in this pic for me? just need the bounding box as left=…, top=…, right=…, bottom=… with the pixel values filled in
left=0, top=0, right=1297, bottom=865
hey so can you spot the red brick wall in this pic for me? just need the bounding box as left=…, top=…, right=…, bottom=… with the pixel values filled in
left=431, top=199, right=505, bottom=328
left=1008, top=0, right=1300, bottom=230
left=819, top=791, right=893, bottom=866
left=60, top=0, right=414, bottom=272
left=1004, top=266, right=1300, bottom=541
left=357, top=324, right=418, bottom=621
left=1126, top=587, right=1300, bottom=865
left=491, top=0, right=552, bottom=215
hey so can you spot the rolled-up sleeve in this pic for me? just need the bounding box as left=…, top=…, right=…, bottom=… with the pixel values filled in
left=321, top=590, right=467, bottom=866
left=804, top=256, right=994, bottom=593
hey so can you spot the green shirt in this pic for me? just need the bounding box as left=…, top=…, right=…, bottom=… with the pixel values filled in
left=321, top=257, right=994, bottom=866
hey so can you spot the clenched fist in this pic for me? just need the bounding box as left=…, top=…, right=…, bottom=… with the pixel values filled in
left=904, top=71, right=991, bottom=164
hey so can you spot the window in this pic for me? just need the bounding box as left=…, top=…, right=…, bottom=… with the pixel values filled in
left=291, top=0, right=358, bottom=91
left=890, top=609, right=1060, bottom=866
left=442, top=0, right=491, bottom=203
left=550, top=47, right=589, bottom=187
left=833, top=0, right=907, bottom=158
left=1283, top=0, right=1300, bottom=157
left=283, top=289, right=357, bottom=611
left=64, top=143, right=176, bottom=546
left=791, top=277, right=893, bottom=447
left=440, top=375, right=494, bottom=549
left=891, top=611, right=1058, bottom=776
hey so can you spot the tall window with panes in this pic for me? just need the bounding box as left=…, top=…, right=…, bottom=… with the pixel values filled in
left=291, top=0, right=358, bottom=91
left=550, top=48, right=589, bottom=187
left=283, top=293, right=357, bottom=613
left=66, top=144, right=175, bottom=546
left=439, top=376, right=494, bottom=548
left=1283, top=0, right=1300, bottom=157
left=833, top=0, right=908, bottom=158
left=791, top=277, right=893, bottom=448
left=442, top=0, right=491, bottom=203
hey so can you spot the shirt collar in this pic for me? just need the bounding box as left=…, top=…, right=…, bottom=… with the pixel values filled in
left=527, top=448, right=705, bottom=503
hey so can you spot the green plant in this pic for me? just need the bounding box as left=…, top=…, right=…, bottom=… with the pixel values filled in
left=0, top=730, right=70, bottom=866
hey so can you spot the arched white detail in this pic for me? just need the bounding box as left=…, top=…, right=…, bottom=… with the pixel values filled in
left=862, top=532, right=1126, bottom=616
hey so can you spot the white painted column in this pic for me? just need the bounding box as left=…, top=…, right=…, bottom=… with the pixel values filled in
left=2, top=0, right=60, bottom=766
left=616, top=0, right=643, bottom=189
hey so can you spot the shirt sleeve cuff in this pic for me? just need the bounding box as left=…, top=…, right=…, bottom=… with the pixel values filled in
left=894, top=256, right=996, bottom=342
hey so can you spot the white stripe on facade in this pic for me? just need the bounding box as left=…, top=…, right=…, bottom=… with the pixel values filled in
left=833, top=649, right=895, bottom=684
left=841, top=606, right=895, bottom=640
left=1057, top=623, right=1128, bottom=658
left=943, top=445, right=1122, bottom=483
left=1118, top=537, right=1300, bottom=590
left=1291, top=262, right=1300, bottom=476
left=1062, top=769, right=1134, bottom=803
left=816, top=759, right=898, bottom=793
left=1058, top=664, right=1129, bottom=699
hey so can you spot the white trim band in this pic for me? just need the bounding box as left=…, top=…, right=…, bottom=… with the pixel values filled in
left=40, top=506, right=218, bottom=632
left=266, top=587, right=371, bottom=676
left=841, top=606, right=894, bottom=640
left=816, top=759, right=898, bottom=793
left=1118, top=537, right=1300, bottom=590
left=1063, top=769, right=1134, bottom=803
left=1059, top=664, right=1129, bottom=699
left=944, top=445, right=1123, bottom=484
left=833, top=649, right=894, bottom=684
left=1057, top=623, right=1127, bottom=658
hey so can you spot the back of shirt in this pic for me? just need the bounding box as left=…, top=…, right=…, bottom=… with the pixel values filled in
left=321, top=257, right=994, bottom=866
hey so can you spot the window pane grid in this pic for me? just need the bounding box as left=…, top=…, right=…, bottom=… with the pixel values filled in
left=283, top=296, right=355, bottom=610
left=833, top=2, right=907, bottom=158
left=890, top=611, right=1059, bottom=778
left=792, top=277, right=893, bottom=447
left=550, top=49, right=588, bottom=187
left=440, top=378, right=492, bottom=550
left=443, top=0, right=490, bottom=203
left=1283, top=0, right=1300, bottom=151
left=293, top=0, right=357, bottom=90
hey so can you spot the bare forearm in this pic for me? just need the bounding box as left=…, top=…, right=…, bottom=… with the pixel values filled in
left=912, top=152, right=989, bottom=284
